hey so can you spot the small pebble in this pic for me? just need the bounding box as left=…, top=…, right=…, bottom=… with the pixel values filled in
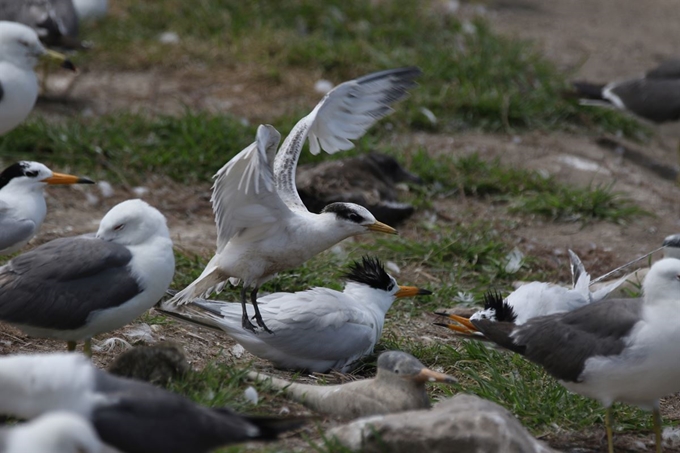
left=244, top=386, right=258, bottom=405
left=314, top=79, right=334, bottom=94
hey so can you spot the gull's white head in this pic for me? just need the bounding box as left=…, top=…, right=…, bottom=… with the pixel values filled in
left=97, top=199, right=171, bottom=245
left=6, top=412, right=102, bottom=453
left=0, top=21, right=47, bottom=70
left=320, top=202, right=397, bottom=237
left=642, top=258, right=680, bottom=306
left=0, top=161, right=93, bottom=195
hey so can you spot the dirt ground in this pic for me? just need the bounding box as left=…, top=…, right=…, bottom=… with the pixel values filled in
left=5, top=0, right=680, bottom=452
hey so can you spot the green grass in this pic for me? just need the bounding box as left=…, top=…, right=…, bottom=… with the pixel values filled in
left=0, top=113, right=647, bottom=227
left=72, top=0, right=647, bottom=136
left=408, top=150, right=649, bottom=224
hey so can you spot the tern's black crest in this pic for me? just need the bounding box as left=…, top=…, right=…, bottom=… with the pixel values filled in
left=663, top=234, right=680, bottom=249
left=0, top=162, right=30, bottom=190
left=322, top=202, right=369, bottom=224
left=344, top=256, right=393, bottom=291
left=483, top=291, right=516, bottom=323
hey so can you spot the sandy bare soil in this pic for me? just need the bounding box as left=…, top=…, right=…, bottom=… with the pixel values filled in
left=4, top=0, right=680, bottom=451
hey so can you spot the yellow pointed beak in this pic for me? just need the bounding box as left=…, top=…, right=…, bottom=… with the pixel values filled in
left=43, top=172, right=94, bottom=185
left=366, top=221, right=398, bottom=235
left=41, top=49, right=77, bottom=71
left=395, top=285, right=432, bottom=298
left=412, top=367, right=457, bottom=384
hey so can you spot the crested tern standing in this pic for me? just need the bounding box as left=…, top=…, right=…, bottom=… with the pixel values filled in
left=167, top=66, right=421, bottom=333
left=0, top=161, right=94, bottom=255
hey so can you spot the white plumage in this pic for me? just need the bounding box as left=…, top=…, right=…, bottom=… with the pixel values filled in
left=168, top=67, right=421, bottom=333
left=161, top=257, right=430, bottom=372
left=0, top=161, right=93, bottom=255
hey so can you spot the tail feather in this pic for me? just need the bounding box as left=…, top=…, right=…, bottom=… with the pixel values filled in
left=242, top=415, right=311, bottom=440
left=166, top=267, right=227, bottom=307
left=571, top=81, right=606, bottom=100
left=155, top=304, right=226, bottom=332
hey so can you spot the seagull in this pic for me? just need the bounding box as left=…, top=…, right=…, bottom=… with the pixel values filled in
left=72, top=0, right=107, bottom=21
left=437, top=249, right=625, bottom=336
left=0, top=199, right=175, bottom=355
left=248, top=350, right=455, bottom=419
left=0, top=352, right=308, bottom=453
left=167, top=66, right=421, bottom=333
left=0, top=21, right=74, bottom=135
left=572, top=59, right=680, bottom=124
left=0, top=0, right=80, bottom=49
left=588, top=232, right=680, bottom=296
left=160, top=256, right=431, bottom=373
left=439, top=257, right=680, bottom=453
left=0, top=161, right=94, bottom=255
left=0, top=412, right=103, bottom=453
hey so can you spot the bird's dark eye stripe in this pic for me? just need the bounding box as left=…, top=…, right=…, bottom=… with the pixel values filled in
left=25, top=171, right=39, bottom=177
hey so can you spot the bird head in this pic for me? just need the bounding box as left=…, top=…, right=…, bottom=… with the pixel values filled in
left=96, top=199, right=170, bottom=245
left=320, top=202, right=397, bottom=237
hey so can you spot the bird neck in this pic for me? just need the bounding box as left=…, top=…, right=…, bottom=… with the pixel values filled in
left=343, top=282, right=396, bottom=314
left=375, top=371, right=430, bottom=406
left=0, top=183, right=46, bottom=221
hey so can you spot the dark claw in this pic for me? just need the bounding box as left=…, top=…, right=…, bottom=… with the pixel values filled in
left=241, top=313, right=258, bottom=332
left=255, top=314, right=273, bottom=334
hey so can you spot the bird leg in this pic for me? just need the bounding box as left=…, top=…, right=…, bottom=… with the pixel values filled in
left=83, top=339, right=93, bottom=358
left=605, top=406, right=614, bottom=453
left=653, top=406, right=662, bottom=453
left=66, top=341, right=77, bottom=352
left=240, top=286, right=258, bottom=332
left=250, top=288, right=273, bottom=334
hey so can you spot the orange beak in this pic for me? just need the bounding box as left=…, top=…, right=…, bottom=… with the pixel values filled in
left=434, top=322, right=477, bottom=335
left=43, top=172, right=94, bottom=185
left=395, top=285, right=432, bottom=298
left=412, top=367, right=457, bottom=384
left=445, top=313, right=478, bottom=331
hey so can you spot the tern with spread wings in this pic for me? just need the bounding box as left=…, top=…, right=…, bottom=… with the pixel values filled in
left=167, top=67, right=422, bottom=333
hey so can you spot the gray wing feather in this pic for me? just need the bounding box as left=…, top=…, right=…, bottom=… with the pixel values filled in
left=273, top=67, right=421, bottom=211
left=609, top=79, right=680, bottom=123
left=475, top=298, right=643, bottom=383
left=646, top=60, right=680, bottom=79
left=92, top=369, right=273, bottom=453
left=0, top=203, right=36, bottom=253
left=0, top=236, right=141, bottom=330
left=212, top=124, right=289, bottom=252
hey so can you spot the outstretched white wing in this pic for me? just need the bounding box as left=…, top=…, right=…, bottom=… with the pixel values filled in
left=212, top=124, right=290, bottom=252
left=273, top=66, right=422, bottom=211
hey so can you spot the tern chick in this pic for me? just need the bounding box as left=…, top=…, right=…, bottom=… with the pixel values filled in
left=249, top=350, right=455, bottom=419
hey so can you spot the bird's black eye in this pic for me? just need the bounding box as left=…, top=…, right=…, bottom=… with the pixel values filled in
left=394, top=368, right=400, bottom=374
left=348, top=213, right=364, bottom=223
left=25, top=171, right=39, bottom=177
left=113, top=224, right=125, bottom=231
left=18, top=39, right=29, bottom=47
